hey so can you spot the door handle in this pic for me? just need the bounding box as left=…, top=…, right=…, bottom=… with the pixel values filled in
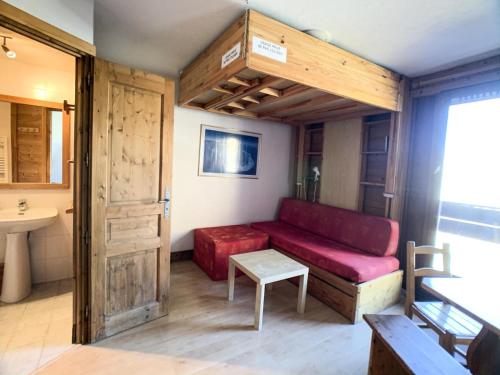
left=159, top=191, right=171, bottom=218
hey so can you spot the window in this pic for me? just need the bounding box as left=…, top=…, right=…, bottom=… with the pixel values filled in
left=436, top=97, right=500, bottom=278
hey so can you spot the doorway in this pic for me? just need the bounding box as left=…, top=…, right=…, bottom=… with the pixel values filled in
left=0, top=26, right=78, bottom=375
left=0, top=1, right=174, bottom=352
left=436, top=96, right=500, bottom=279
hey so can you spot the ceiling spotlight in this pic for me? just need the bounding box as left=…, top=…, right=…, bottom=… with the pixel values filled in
left=1, top=36, right=16, bottom=59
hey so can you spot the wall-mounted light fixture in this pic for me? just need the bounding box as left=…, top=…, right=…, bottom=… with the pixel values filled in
left=1, top=36, right=16, bottom=59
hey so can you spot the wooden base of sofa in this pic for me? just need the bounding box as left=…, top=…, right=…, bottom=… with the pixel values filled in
left=278, top=249, right=403, bottom=323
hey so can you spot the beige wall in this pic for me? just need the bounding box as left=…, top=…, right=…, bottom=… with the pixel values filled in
left=320, top=118, right=362, bottom=210
left=0, top=56, right=75, bottom=283
left=171, top=107, right=293, bottom=252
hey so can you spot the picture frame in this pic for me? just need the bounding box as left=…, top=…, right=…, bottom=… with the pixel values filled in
left=198, top=125, right=262, bottom=178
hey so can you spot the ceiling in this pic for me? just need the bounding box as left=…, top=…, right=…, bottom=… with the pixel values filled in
left=94, top=0, right=500, bottom=78
left=0, top=26, right=75, bottom=72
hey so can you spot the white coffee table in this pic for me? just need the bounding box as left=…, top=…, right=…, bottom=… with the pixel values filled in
left=228, top=249, right=309, bottom=330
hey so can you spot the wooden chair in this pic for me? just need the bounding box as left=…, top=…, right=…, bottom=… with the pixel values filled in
left=405, top=241, right=482, bottom=357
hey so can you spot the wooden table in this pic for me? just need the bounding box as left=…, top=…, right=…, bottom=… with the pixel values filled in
left=422, top=277, right=500, bottom=374
left=364, top=314, right=469, bottom=375
left=228, top=249, right=309, bottom=330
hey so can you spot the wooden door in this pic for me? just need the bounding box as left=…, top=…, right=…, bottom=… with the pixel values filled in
left=90, top=59, right=174, bottom=342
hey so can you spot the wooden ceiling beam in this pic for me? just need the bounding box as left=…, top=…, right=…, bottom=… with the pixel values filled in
left=211, top=86, right=235, bottom=95
left=241, top=96, right=260, bottom=104
left=184, top=102, right=204, bottom=109
left=187, top=95, right=288, bottom=125
left=226, top=101, right=246, bottom=110
left=289, top=105, right=361, bottom=122
left=238, top=85, right=314, bottom=114
left=303, top=107, right=387, bottom=124
left=234, top=110, right=283, bottom=123
left=204, top=78, right=260, bottom=110
left=206, top=76, right=283, bottom=110
left=259, top=87, right=281, bottom=97
left=258, top=94, right=348, bottom=119
left=282, top=102, right=359, bottom=122
left=227, top=76, right=251, bottom=87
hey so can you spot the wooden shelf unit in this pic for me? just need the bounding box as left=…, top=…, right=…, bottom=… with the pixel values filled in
left=179, top=10, right=403, bottom=126
left=302, top=124, right=323, bottom=202
left=358, top=113, right=392, bottom=217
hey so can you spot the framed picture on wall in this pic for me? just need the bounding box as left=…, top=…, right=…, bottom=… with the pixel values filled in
left=199, top=125, right=261, bottom=178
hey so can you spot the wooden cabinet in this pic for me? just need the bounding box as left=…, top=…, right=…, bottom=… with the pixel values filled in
left=296, top=112, right=404, bottom=218
left=297, top=124, right=323, bottom=202
left=358, top=113, right=391, bottom=217
left=303, top=124, right=323, bottom=202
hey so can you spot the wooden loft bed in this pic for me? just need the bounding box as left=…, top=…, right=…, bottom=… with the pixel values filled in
left=179, top=10, right=410, bottom=323
left=179, top=10, right=404, bottom=125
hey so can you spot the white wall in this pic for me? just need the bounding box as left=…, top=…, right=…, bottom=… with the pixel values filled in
left=0, top=58, right=74, bottom=103
left=171, top=107, right=293, bottom=252
left=5, top=0, right=94, bottom=43
left=0, top=55, right=75, bottom=283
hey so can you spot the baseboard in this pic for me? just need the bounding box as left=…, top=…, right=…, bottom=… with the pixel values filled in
left=171, top=249, right=193, bottom=262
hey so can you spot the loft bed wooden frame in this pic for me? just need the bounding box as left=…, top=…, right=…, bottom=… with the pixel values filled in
left=180, top=10, right=408, bottom=322
left=179, top=10, right=404, bottom=125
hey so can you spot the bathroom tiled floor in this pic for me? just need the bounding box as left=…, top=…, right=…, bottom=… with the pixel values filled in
left=0, top=279, right=74, bottom=375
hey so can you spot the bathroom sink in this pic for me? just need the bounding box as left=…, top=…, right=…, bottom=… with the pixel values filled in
left=0, top=207, right=58, bottom=303
left=0, top=208, right=58, bottom=234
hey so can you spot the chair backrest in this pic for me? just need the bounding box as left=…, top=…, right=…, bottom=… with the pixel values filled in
left=405, top=241, right=451, bottom=316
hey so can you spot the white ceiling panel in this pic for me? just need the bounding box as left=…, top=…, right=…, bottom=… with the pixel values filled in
left=94, top=0, right=500, bottom=77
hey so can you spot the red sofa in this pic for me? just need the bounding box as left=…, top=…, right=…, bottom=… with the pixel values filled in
left=251, top=198, right=402, bottom=323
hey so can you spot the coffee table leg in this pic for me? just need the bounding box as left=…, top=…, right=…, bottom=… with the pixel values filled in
left=255, top=283, right=265, bottom=330
left=228, top=260, right=235, bottom=301
left=297, top=272, right=308, bottom=314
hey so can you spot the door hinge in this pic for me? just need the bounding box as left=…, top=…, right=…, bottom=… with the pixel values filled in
left=84, top=230, right=90, bottom=245
left=84, top=305, right=89, bottom=319
left=84, top=152, right=89, bottom=167
left=86, top=72, right=92, bottom=87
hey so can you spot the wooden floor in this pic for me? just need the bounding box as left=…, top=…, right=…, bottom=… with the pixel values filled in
left=34, top=261, right=403, bottom=375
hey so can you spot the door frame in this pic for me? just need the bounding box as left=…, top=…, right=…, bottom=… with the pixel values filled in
left=0, top=1, right=95, bottom=344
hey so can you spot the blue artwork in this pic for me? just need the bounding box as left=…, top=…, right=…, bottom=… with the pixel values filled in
left=200, top=126, right=261, bottom=178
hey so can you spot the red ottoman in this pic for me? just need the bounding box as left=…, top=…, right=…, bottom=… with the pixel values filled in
left=193, top=225, right=269, bottom=281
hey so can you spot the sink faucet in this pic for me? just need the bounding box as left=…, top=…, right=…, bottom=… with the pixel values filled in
left=17, top=199, right=28, bottom=212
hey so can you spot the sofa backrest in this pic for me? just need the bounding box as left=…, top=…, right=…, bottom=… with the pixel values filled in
left=278, top=198, right=399, bottom=257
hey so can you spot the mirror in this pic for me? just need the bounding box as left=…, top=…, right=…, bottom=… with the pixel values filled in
left=0, top=94, right=70, bottom=189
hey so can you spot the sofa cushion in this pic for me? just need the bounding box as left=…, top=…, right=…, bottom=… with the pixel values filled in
left=278, top=198, right=399, bottom=257
left=251, top=221, right=399, bottom=283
